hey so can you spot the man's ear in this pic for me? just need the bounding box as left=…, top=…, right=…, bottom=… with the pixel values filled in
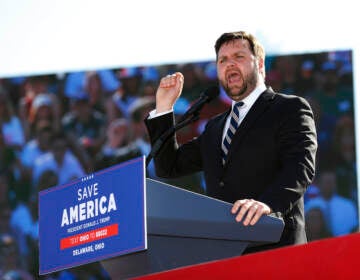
left=258, top=58, right=265, bottom=78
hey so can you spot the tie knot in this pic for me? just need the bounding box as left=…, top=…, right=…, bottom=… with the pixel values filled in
left=232, top=101, right=244, bottom=113
left=235, top=101, right=244, bottom=109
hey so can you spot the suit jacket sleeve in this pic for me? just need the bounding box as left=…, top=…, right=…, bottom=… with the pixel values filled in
left=144, top=112, right=203, bottom=178
left=258, top=96, right=317, bottom=216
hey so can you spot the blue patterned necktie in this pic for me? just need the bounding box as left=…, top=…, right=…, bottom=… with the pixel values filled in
left=221, top=101, right=244, bottom=165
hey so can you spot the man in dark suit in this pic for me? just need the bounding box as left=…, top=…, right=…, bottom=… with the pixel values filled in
left=145, top=31, right=317, bottom=253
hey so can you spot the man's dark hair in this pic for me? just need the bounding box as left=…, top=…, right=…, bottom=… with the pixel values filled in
left=214, top=31, right=265, bottom=61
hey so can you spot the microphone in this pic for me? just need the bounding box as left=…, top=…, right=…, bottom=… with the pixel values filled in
left=178, top=85, right=219, bottom=122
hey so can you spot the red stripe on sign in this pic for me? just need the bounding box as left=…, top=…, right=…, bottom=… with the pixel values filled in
left=60, top=223, right=118, bottom=250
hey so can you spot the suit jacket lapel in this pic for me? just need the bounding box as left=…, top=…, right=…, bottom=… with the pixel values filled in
left=224, top=87, right=276, bottom=166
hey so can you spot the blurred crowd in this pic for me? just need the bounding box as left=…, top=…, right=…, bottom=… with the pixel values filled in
left=0, top=49, right=358, bottom=279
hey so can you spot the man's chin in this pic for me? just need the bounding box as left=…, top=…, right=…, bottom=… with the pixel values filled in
left=229, top=95, right=243, bottom=102
left=226, top=89, right=245, bottom=101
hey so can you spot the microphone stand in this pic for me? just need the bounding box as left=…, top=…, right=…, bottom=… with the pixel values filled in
left=146, top=112, right=200, bottom=167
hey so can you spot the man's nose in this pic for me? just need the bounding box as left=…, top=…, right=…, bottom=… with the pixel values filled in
left=225, top=58, right=237, bottom=68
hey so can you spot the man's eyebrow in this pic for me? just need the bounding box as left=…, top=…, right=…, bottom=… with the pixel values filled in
left=218, top=50, right=247, bottom=58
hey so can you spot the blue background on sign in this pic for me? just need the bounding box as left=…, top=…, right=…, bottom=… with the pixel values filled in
left=39, top=156, right=146, bottom=274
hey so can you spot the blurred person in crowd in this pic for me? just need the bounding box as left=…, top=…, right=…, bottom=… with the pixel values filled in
left=264, top=67, right=283, bottom=93
left=202, top=61, right=218, bottom=84
left=294, top=59, right=317, bottom=96
left=0, top=175, right=26, bottom=278
left=141, top=66, right=160, bottom=97
left=9, top=174, right=37, bottom=270
left=0, top=90, right=25, bottom=150
left=338, top=60, right=353, bottom=91
left=305, top=204, right=332, bottom=242
left=314, top=60, right=353, bottom=117
left=305, top=169, right=358, bottom=237
left=305, top=96, right=337, bottom=167
left=0, top=128, right=24, bottom=189
left=105, top=67, right=142, bottom=121
left=0, top=128, right=28, bottom=209
left=105, top=85, right=127, bottom=123
left=118, top=67, right=143, bottom=97
left=64, top=70, right=120, bottom=111
left=0, top=173, right=20, bottom=274
left=27, top=93, right=61, bottom=139
left=32, top=132, right=85, bottom=187
left=94, top=118, right=142, bottom=171
left=272, top=55, right=298, bottom=94
left=127, top=97, right=155, bottom=149
left=331, top=115, right=357, bottom=201
left=19, top=120, right=55, bottom=201
left=327, top=50, right=352, bottom=88
left=145, top=30, right=317, bottom=254
left=18, top=75, right=60, bottom=138
left=20, top=120, right=53, bottom=185
left=64, top=69, right=122, bottom=132
left=62, top=92, right=107, bottom=160
left=0, top=171, right=13, bottom=233
left=176, top=63, right=204, bottom=102
left=0, top=233, right=34, bottom=280
left=304, top=183, right=321, bottom=205
left=83, top=71, right=106, bottom=113
left=1, top=76, right=27, bottom=109
left=26, top=170, right=58, bottom=279
left=18, top=76, right=51, bottom=117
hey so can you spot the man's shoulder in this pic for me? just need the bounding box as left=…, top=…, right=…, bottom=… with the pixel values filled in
left=273, top=91, right=306, bottom=102
left=272, top=92, right=311, bottom=111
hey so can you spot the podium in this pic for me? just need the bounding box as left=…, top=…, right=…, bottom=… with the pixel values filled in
left=101, top=178, right=284, bottom=279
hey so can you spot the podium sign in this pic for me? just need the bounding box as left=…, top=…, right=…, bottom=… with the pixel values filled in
left=39, top=156, right=147, bottom=274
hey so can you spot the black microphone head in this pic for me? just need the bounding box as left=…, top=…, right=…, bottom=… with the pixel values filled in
left=202, top=85, right=220, bottom=102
